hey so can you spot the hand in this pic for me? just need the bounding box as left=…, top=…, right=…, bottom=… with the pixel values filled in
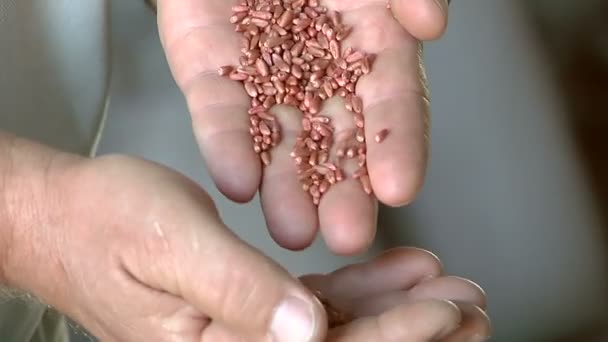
left=157, top=0, right=450, bottom=254
left=4, top=155, right=329, bottom=341
left=301, top=247, right=491, bottom=341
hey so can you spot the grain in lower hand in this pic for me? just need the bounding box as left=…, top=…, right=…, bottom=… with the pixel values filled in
left=220, top=0, right=384, bottom=205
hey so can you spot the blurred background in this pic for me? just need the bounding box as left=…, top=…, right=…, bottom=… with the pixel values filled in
left=4, top=0, right=607, bottom=341
left=91, top=1, right=608, bottom=341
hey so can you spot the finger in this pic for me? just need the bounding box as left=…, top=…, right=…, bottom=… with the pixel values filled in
left=188, top=77, right=262, bottom=203
left=260, top=106, right=319, bottom=250
left=360, top=45, right=430, bottom=207
left=390, top=0, right=450, bottom=40
left=443, top=303, right=492, bottom=342
left=408, top=276, right=487, bottom=309
left=134, top=188, right=327, bottom=341
left=327, top=300, right=461, bottom=342
left=341, top=276, right=487, bottom=317
left=188, top=229, right=326, bottom=341
left=158, top=0, right=261, bottom=202
left=317, top=97, right=378, bottom=255
left=337, top=6, right=430, bottom=206
left=300, top=247, right=443, bottom=299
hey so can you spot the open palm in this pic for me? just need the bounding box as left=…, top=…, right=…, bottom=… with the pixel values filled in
left=157, top=0, right=449, bottom=254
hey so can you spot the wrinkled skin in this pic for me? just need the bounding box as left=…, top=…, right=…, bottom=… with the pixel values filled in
left=6, top=155, right=489, bottom=341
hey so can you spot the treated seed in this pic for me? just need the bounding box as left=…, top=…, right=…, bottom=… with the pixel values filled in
left=302, top=118, right=312, bottom=131
left=292, top=64, right=303, bottom=78
left=259, top=121, right=272, bottom=136
left=375, top=129, right=390, bottom=143
left=255, top=75, right=271, bottom=84
left=266, top=35, right=289, bottom=48
left=336, top=26, right=352, bottom=41
left=346, top=147, right=356, bottom=158
left=251, top=10, right=272, bottom=20
left=329, top=40, right=340, bottom=59
left=304, top=7, right=319, bottom=18
left=263, top=96, right=276, bottom=108
left=299, top=167, right=316, bottom=180
left=272, top=79, right=286, bottom=93
left=309, top=95, right=321, bottom=114
left=346, top=50, right=365, bottom=63
left=317, top=34, right=329, bottom=49
left=309, top=184, right=320, bottom=197
left=230, top=12, right=248, bottom=24
left=258, top=111, right=275, bottom=121
left=358, top=154, right=366, bottom=167
left=323, top=82, right=334, bottom=97
left=336, top=148, right=345, bottom=158
left=318, top=152, right=329, bottom=164
left=309, top=151, right=318, bottom=166
left=251, top=18, right=270, bottom=27
left=218, top=66, right=234, bottom=76
left=344, top=94, right=353, bottom=111
left=354, top=113, right=365, bottom=128
left=229, top=70, right=249, bottom=81
left=358, top=145, right=366, bottom=155
left=353, top=167, right=367, bottom=179
left=249, top=105, right=265, bottom=115
left=260, top=151, right=270, bottom=166
left=335, top=169, right=344, bottom=182
left=272, top=54, right=291, bottom=72
left=360, top=175, right=373, bottom=194
left=319, top=180, right=330, bottom=193
left=307, top=46, right=325, bottom=58
left=291, top=41, right=305, bottom=56
left=315, top=16, right=328, bottom=31
left=263, top=85, right=277, bottom=96
left=245, top=82, right=258, bottom=97
left=356, top=128, right=365, bottom=143
left=256, top=58, right=270, bottom=76
left=238, top=65, right=257, bottom=75
left=277, top=10, right=294, bottom=27
left=320, top=136, right=332, bottom=150
left=273, top=4, right=284, bottom=18
left=232, top=5, right=249, bottom=12
left=352, top=95, right=363, bottom=113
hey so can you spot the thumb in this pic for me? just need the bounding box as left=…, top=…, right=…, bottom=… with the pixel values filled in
left=390, top=0, right=450, bottom=40
left=157, top=213, right=327, bottom=341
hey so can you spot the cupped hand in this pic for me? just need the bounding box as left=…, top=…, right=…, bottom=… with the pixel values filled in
left=157, top=0, right=449, bottom=254
left=301, top=247, right=491, bottom=341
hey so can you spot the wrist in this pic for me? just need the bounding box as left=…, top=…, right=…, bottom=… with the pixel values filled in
left=0, top=133, right=82, bottom=299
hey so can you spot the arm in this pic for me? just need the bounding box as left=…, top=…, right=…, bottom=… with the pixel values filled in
left=0, top=132, right=79, bottom=294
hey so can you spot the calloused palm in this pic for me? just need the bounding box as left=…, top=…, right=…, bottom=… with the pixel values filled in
left=157, top=0, right=449, bottom=254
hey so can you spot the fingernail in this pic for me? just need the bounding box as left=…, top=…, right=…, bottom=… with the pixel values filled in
left=271, top=295, right=317, bottom=342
